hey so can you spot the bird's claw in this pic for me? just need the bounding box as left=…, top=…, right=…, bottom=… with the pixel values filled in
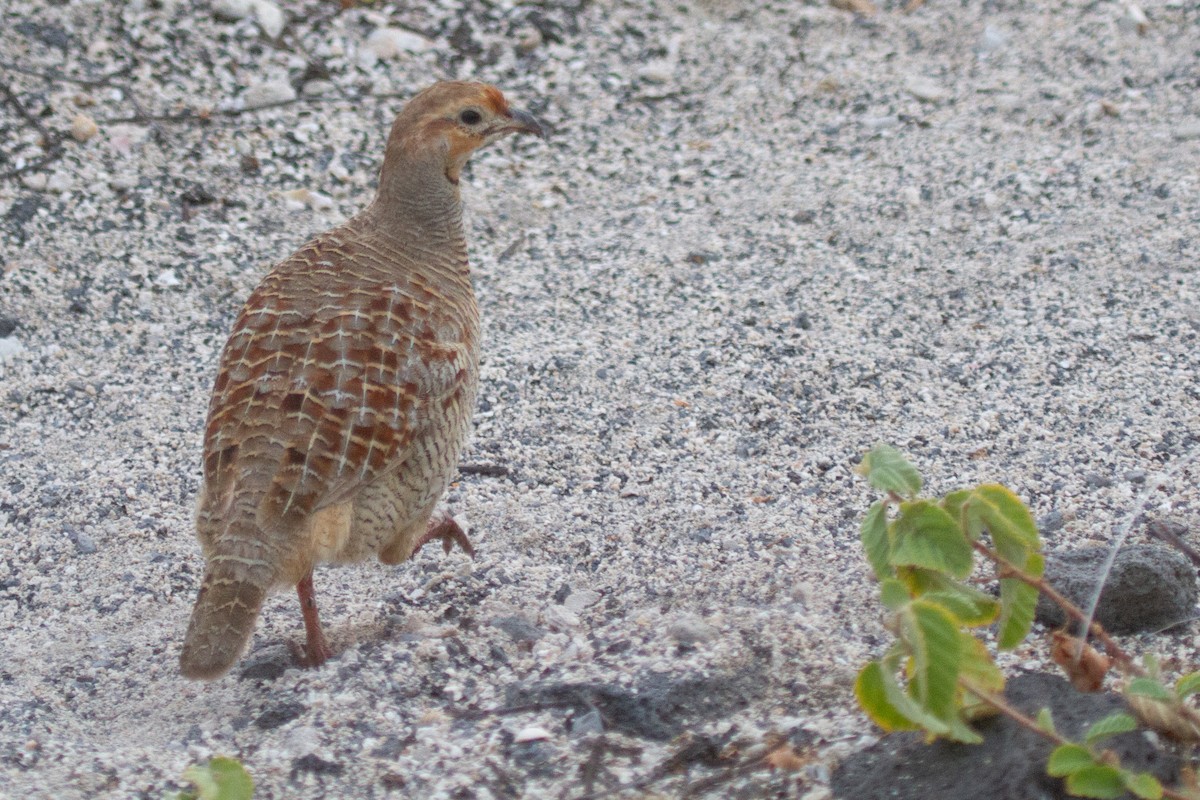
left=414, top=514, right=476, bottom=559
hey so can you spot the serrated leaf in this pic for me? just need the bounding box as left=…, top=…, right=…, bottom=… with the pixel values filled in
left=997, top=574, right=1039, bottom=649
left=1047, top=744, right=1096, bottom=777
left=854, top=661, right=948, bottom=735
left=923, top=590, right=1000, bottom=627
left=1066, top=765, right=1127, bottom=799
left=862, top=500, right=892, bottom=579
left=958, top=633, right=1005, bottom=694
left=900, top=600, right=961, bottom=719
left=1122, top=770, right=1164, bottom=800
left=880, top=578, right=911, bottom=611
left=857, top=445, right=922, bottom=498
left=969, top=484, right=1041, bottom=566
left=940, top=489, right=976, bottom=537
left=1127, top=677, right=1174, bottom=702
left=890, top=501, right=974, bottom=579
left=180, top=757, right=253, bottom=800
left=1176, top=673, right=1200, bottom=699
left=1085, top=712, right=1138, bottom=745
left=1037, top=707, right=1057, bottom=735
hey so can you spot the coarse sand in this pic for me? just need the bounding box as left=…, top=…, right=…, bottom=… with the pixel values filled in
left=1, top=0, right=1198, bottom=797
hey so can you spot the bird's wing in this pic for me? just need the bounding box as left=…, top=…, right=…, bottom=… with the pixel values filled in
left=201, top=236, right=471, bottom=532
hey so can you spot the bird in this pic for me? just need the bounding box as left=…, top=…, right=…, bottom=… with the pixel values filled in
left=179, top=81, right=544, bottom=680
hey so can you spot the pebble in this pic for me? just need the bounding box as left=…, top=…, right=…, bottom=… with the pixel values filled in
left=0, top=337, right=25, bottom=359
left=250, top=0, right=286, bottom=38
left=906, top=77, right=951, bottom=103
left=365, top=27, right=435, bottom=60
left=665, top=614, right=717, bottom=645
left=900, top=186, right=921, bottom=206
left=155, top=269, right=181, bottom=288
left=515, top=26, right=542, bottom=55
left=563, top=589, right=601, bottom=614
left=1173, top=122, right=1200, bottom=141
left=70, top=114, right=99, bottom=143
left=281, top=188, right=334, bottom=211
left=513, top=726, right=551, bottom=743
left=977, top=25, right=1009, bottom=57
left=46, top=172, right=71, bottom=193
left=637, top=62, right=674, bottom=84
left=543, top=604, right=580, bottom=630
left=242, top=80, right=296, bottom=110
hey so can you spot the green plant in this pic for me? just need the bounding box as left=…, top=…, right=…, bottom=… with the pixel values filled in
left=176, top=756, right=253, bottom=800
left=854, top=445, right=1200, bottom=800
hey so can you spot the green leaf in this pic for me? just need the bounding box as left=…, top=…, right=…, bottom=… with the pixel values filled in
left=940, top=490, right=976, bottom=537
left=996, top=572, right=1040, bottom=649
left=1036, top=707, right=1057, bottom=735
left=1047, top=744, right=1096, bottom=777
left=1084, top=712, right=1138, bottom=745
left=1122, top=770, right=1164, bottom=800
left=180, top=757, right=254, bottom=800
left=940, top=713, right=983, bottom=744
left=890, top=501, right=974, bottom=579
left=880, top=578, right=911, bottom=611
left=969, top=485, right=1041, bottom=566
left=957, top=633, right=1005, bottom=694
left=899, top=600, right=961, bottom=719
left=1065, top=765, right=1127, bottom=799
left=862, top=500, right=893, bottom=579
left=1126, top=677, right=1174, bottom=702
left=857, top=445, right=922, bottom=498
left=1176, top=672, right=1200, bottom=699
left=854, top=661, right=947, bottom=735
left=923, top=590, right=1000, bottom=627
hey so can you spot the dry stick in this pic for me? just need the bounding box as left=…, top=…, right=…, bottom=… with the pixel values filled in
left=963, top=679, right=1195, bottom=800
left=0, top=78, right=66, bottom=180
left=1147, top=520, right=1200, bottom=570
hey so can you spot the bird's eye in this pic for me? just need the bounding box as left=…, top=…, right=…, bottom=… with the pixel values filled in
left=459, top=109, right=483, bottom=126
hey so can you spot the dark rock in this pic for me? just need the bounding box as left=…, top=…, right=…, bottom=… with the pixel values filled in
left=0, top=316, right=17, bottom=337
left=1035, top=544, right=1197, bottom=635
left=254, top=701, right=307, bottom=730
left=14, top=21, right=71, bottom=52
left=65, top=528, right=97, bottom=554
left=832, top=672, right=1180, bottom=800
left=238, top=645, right=293, bottom=681
left=291, top=754, right=344, bottom=777
left=492, top=615, right=546, bottom=645
left=504, top=670, right=759, bottom=741
left=1037, top=510, right=1065, bottom=534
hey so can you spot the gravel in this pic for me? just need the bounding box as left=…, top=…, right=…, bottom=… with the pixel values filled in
left=0, top=0, right=1198, bottom=798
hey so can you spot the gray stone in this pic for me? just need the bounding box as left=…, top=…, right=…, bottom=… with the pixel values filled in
left=1035, top=544, right=1197, bottom=634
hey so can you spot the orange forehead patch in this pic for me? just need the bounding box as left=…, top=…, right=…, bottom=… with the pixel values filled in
left=481, top=85, right=509, bottom=115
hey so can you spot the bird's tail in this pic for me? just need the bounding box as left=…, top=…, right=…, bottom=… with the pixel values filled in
left=179, top=566, right=268, bottom=680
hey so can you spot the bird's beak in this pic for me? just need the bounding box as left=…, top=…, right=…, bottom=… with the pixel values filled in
left=503, top=108, right=546, bottom=139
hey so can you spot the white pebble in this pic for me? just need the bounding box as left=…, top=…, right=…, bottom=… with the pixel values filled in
left=242, top=80, right=296, bottom=109
left=250, top=0, right=286, bottom=38
left=1173, top=122, right=1200, bottom=141
left=906, top=77, right=951, bottom=103
left=212, top=0, right=253, bottom=20
left=543, top=605, right=580, bottom=630
left=0, top=337, right=25, bottom=359
left=365, top=27, right=435, bottom=60
left=514, top=726, right=551, bottom=743
left=155, top=269, right=181, bottom=287
left=563, top=589, right=601, bottom=614
left=900, top=186, right=921, bottom=206
left=638, top=61, right=673, bottom=84
left=71, top=114, right=99, bottom=143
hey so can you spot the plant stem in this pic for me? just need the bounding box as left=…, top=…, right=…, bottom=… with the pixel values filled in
left=969, top=540, right=1139, bottom=673
left=962, top=679, right=1195, bottom=800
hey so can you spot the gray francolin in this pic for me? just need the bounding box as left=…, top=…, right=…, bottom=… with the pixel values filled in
left=179, top=82, right=544, bottom=680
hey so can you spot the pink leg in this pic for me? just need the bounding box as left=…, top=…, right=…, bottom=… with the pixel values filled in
left=293, top=570, right=333, bottom=668
left=412, top=511, right=475, bottom=558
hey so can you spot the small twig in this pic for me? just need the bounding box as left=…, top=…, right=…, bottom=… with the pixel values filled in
left=0, top=59, right=135, bottom=89
left=1147, top=519, right=1200, bottom=570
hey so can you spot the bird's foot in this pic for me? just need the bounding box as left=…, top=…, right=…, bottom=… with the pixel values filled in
left=287, top=636, right=333, bottom=669
left=290, top=570, right=333, bottom=669
left=413, top=512, right=475, bottom=558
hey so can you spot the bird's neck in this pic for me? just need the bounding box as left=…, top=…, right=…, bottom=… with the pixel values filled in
left=367, top=150, right=468, bottom=265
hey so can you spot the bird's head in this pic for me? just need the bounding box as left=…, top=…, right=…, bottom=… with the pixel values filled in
left=383, top=81, right=545, bottom=185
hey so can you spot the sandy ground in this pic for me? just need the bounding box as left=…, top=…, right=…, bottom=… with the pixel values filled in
left=1, top=0, right=1198, bottom=797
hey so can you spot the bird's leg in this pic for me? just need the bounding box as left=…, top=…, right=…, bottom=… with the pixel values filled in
left=292, top=570, right=333, bottom=668
left=412, top=511, right=475, bottom=558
